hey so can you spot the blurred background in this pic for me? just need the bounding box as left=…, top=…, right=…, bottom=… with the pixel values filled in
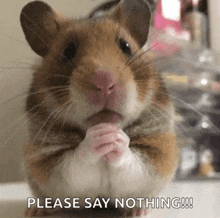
left=0, top=0, right=219, bottom=217
left=148, top=0, right=220, bottom=181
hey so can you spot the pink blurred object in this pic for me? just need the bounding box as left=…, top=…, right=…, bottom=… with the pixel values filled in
left=152, top=0, right=190, bottom=55
left=155, top=0, right=181, bottom=31
left=151, top=39, right=181, bottom=55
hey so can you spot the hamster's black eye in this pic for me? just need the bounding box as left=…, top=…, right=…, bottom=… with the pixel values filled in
left=119, top=38, right=132, bottom=56
left=62, top=44, right=77, bottom=63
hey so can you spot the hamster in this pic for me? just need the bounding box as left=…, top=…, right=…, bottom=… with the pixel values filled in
left=20, top=0, right=178, bottom=217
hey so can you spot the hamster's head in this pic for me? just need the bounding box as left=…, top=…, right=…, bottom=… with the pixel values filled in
left=20, top=0, right=159, bottom=131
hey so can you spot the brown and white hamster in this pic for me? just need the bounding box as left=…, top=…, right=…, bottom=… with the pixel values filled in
left=20, top=0, right=178, bottom=217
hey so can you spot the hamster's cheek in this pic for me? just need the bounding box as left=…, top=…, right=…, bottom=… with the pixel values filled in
left=117, top=80, right=146, bottom=126
left=63, top=87, right=102, bottom=126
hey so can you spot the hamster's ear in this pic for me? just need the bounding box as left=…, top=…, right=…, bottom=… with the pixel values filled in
left=20, top=1, right=67, bottom=56
left=89, top=0, right=121, bottom=19
left=89, top=0, right=156, bottom=47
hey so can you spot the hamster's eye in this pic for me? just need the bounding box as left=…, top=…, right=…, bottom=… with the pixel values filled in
left=62, top=44, right=77, bottom=63
left=119, top=38, right=132, bottom=56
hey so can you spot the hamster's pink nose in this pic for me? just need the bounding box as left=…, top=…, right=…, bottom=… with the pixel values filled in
left=91, top=70, right=116, bottom=95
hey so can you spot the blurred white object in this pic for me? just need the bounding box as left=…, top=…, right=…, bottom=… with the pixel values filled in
left=180, top=147, right=198, bottom=177
left=161, top=0, right=181, bottom=21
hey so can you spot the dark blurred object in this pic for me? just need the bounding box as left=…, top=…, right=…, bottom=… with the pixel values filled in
left=154, top=46, right=220, bottom=181
left=170, top=86, right=220, bottom=180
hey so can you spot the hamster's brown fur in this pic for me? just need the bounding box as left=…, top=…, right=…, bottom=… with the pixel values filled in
left=20, top=0, right=178, bottom=217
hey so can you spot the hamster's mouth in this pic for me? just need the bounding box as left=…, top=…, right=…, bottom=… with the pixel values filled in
left=87, top=109, right=122, bottom=126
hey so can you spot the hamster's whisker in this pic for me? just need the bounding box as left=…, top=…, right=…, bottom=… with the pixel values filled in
left=22, top=22, right=48, bottom=47
left=40, top=64, right=78, bottom=83
left=125, top=16, right=182, bottom=70
left=116, top=10, right=143, bottom=68
left=124, top=49, right=146, bottom=70
left=0, top=88, right=70, bottom=123
left=0, top=67, right=32, bottom=71
left=2, top=88, right=69, bottom=131
left=127, top=64, right=163, bottom=77
left=30, top=97, right=71, bottom=147
left=149, top=99, right=194, bottom=137
left=123, top=49, right=153, bottom=72
left=1, top=108, right=40, bottom=150
left=126, top=52, right=171, bottom=73
left=147, top=24, right=178, bottom=46
left=124, top=47, right=142, bottom=67
left=154, top=89, right=220, bottom=133
left=39, top=100, right=72, bottom=147
left=0, top=86, right=69, bottom=108
left=21, top=11, right=49, bottom=46
left=1, top=33, right=29, bottom=47
left=58, top=103, right=74, bottom=136
left=145, top=58, right=173, bottom=69
left=28, top=144, right=72, bottom=160
left=126, top=35, right=164, bottom=67
left=0, top=90, right=29, bottom=109
left=5, top=60, right=34, bottom=67
left=147, top=28, right=182, bottom=53
left=1, top=90, right=70, bottom=150
left=124, top=27, right=180, bottom=71
left=148, top=28, right=161, bottom=41
left=49, top=74, right=72, bottom=79
left=146, top=106, right=161, bottom=123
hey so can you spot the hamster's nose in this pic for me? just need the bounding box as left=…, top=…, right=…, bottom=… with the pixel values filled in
left=91, top=70, right=116, bottom=95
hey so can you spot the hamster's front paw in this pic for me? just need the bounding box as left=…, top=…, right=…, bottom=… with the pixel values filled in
left=77, top=123, right=119, bottom=164
left=103, top=129, right=130, bottom=164
left=77, top=123, right=130, bottom=165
